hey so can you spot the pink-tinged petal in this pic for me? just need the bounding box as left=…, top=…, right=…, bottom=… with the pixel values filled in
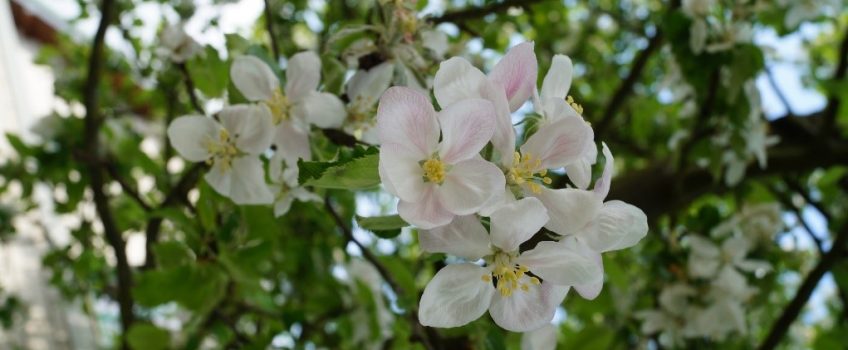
left=490, top=197, right=549, bottom=252
left=420, top=215, right=492, bottom=260
left=376, top=87, right=439, bottom=158
left=378, top=160, right=398, bottom=195
left=535, top=187, right=601, bottom=236
left=230, top=55, right=279, bottom=102
left=437, top=157, right=506, bottom=216
left=489, top=281, right=568, bottom=332
left=489, top=41, right=538, bottom=112
left=273, top=120, right=311, bottom=166
left=293, top=91, right=347, bottom=128
left=520, top=115, right=593, bottom=170
left=516, top=239, right=602, bottom=286
left=380, top=143, right=427, bottom=202
left=437, top=98, right=496, bottom=164
left=285, top=51, right=321, bottom=102
left=582, top=200, right=648, bottom=253
left=540, top=96, right=583, bottom=122
left=218, top=104, right=275, bottom=155
left=432, top=57, right=487, bottom=109
left=521, top=324, right=558, bottom=350
left=419, top=264, right=495, bottom=328
left=480, top=80, right=516, bottom=167
left=593, top=143, right=613, bottom=199
left=397, top=186, right=454, bottom=229
left=167, top=115, right=218, bottom=162
left=540, top=54, right=573, bottom=102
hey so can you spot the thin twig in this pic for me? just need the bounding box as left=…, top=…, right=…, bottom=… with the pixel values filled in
left=81, top=0, right=134, bottom=347
left=768, top=184, right=824, bottom=255
left=177, top=62, right=205, bottom=114
left=104, top=160, right=152, bottom=211
left=430, top=0, right=547, bottom=24
left=784, top=177, right=833, bottom=223
left=766, top=67, right=794, bottom=116
left=263, top=0, right=281, bottom=63
left=757, top=225, right=848, bottom=350
left=143, top=163, right=205, bottom=269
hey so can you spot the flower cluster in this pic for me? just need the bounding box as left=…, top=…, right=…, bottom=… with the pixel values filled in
left=376, top=42, right=649, bottom=332
left=635, top=207, right=779, bottom=346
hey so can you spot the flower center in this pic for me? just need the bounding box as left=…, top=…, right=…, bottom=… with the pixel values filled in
left=266, top=89, right=291, bottom=125
left=508, top=152, right=552, bottom=194
left=481, top=251, right=540, bottom=297
left=566, top=95, right=584, bottom=115
left=421, top=158, right=447, bottom=184
left=205, top=129, right=240, bottom=172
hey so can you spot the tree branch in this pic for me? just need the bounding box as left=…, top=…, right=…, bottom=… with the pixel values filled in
left=769, top=184, right=824, bottom=255
left=594, top=30, right=665, bottom=136
left=263, top=0, right=281, bottom=63
left=756, top=224, right=848, bottom=350
left=430, top=0, right=547, bottom=24
left=766, top=67, right=795, bottom=116
left=81, top=0, right=134, bottom=346
left=177, top=62, right=204, bottom=115
left=143, top=163, right=205, bottom=269
left=104, top=160, right=152, bottom=211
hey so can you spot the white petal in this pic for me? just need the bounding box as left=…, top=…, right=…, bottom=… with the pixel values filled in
left=490, top=197, right=549, bottom=252
left=489, top=281, right=568, bottom=332
left=379, top=144, right=426, bottom=202
left=437, top=157, right=506, bottom=216
left=540, top=54, right=573, bottom=102
left=347, top=62, right=394, bottom=110
left=273, top=193, right=294, bottom=217
left=285, top=51, right=321, bottom=102
left=565, top=159, right=592, bottom=190
left=419, top=215, right=492, bottom=260
left=230, top=55, right=279, bottom=102
left=521, top=324, right=558, bottom=350
left=376, top=87, right=439, bottom=158
left=273, top=121, right=312, bottom=166
left=581, top=200, right=648, bottom=252
left=489, top=41, right=537, bottom=112
left=432, top=57, right=486, bottom=109
left=293, top=92, right=347, bottom=128
left=167, top=115, right=218, bottom=162
left=593, top=143, right=613, bottom=199
left=437, top=98, right=496, bottom=164
left=721, top=235, right=752, bottom=263
left=227, top=157, right=274, bottom=205
left=540, top=97, right=582, bottom=122
left=421, top=29, right=449, bottom=58
left=397, top=187, right=454, bottom=230
left=204, top=162, right=233, bottom=198
left=478, top=187, right=516, bottom=217
left=218, top=104, right=275, bottom=154
left=419, top=264, right=495, bottom=328
left=517, top=240, right=603, bottom=286
left=480, top=80, right=516, bottom=167
left=573, top=248, right=604, bottom=300
left=520, top=115, right=593, bottom=170
left=535, top=187, right=601, bottom=236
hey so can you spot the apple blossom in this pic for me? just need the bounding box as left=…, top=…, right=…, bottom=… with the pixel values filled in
left=230, top=52, right=346, bottom=163
left=268, top=153, right=321, bottom=217
left=521, top=324, right=558, bottom=350
left=417, top=198, right=600, bottom=332
left=167, top=104, right=274, bottom=204
left=376, top=86, right=504, bottom=229
left=343, top=62, right=394, bottom=144
left=158, top=23, right=202, bottom=63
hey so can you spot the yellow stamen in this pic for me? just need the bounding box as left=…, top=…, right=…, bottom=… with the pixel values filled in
left=204, top=128, right=240, bottom=171
left=487, top=251, right=537, bottom=298
left=266, top=89, right=291, bottom=125
left=566, top=95, right=584, bottom=115
left=421, top=158, right=446, bottom=184
left=508, top=152, right=551, bottom=194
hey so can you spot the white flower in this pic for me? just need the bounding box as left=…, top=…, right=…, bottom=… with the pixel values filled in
left=418, top=198, right=601, bottom=332
left=376, top=86, right=504, bottom=229
left=268, top=153, right=321, bottom=217
left=782, top=0, right=837, bottom=29
left=635, top=284, right=697, bottom=347
left=704, top=22, right=752, bottom=54
left=682, top=0, right=714, bottom=18
left=345, top=259, right=394, bottom=348
left=689, top=18, right=708, bottom=54
left=521, top=324, right=558, bottom=350
left=686, top=235, right=771, bottom=282
left=167, top=105, right=274, bottom=204
left=159, top=23, right=202, bottom=63
left=344, top=62, right=395, bottom=144
left=421, top=29, right=449, bottom=59
left=230, top=52, right=346, bottom=163
left=532, top=54, right=598, bottom=189
left=689, top=298, right=747, bottom=340
left=535, top=144, right=648, bottom=299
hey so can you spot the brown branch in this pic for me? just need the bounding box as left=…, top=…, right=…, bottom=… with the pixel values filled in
left=177, top=62, right=205, bottom=115
left=263, top=0, right=281, bottom=63
left=783, top=176, right=833, bottom=223
left=143, top=163, right=205, bottom=269
left=430, top=0, right=547, bottom=24
left=769, top=184, right=824, bottom=255
left=594, top=30, right=665, bottom=136
left=104, top=160, right=152, bottom=211
left=766, top=67, right=795, bottom=116
left=81, top=0, right=133, bottom=346
left=757, top=225, right=848, bottom=350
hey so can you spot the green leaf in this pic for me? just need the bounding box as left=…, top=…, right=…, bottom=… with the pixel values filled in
left=298, top=147, right=381, bottom=190
left=152, top=241, right=195, bottom=268
left=356, top=215, right=407, bottom=238
left=127, top=323, right=170, bottom=350
left=187, top=46, right=229, bottom=97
